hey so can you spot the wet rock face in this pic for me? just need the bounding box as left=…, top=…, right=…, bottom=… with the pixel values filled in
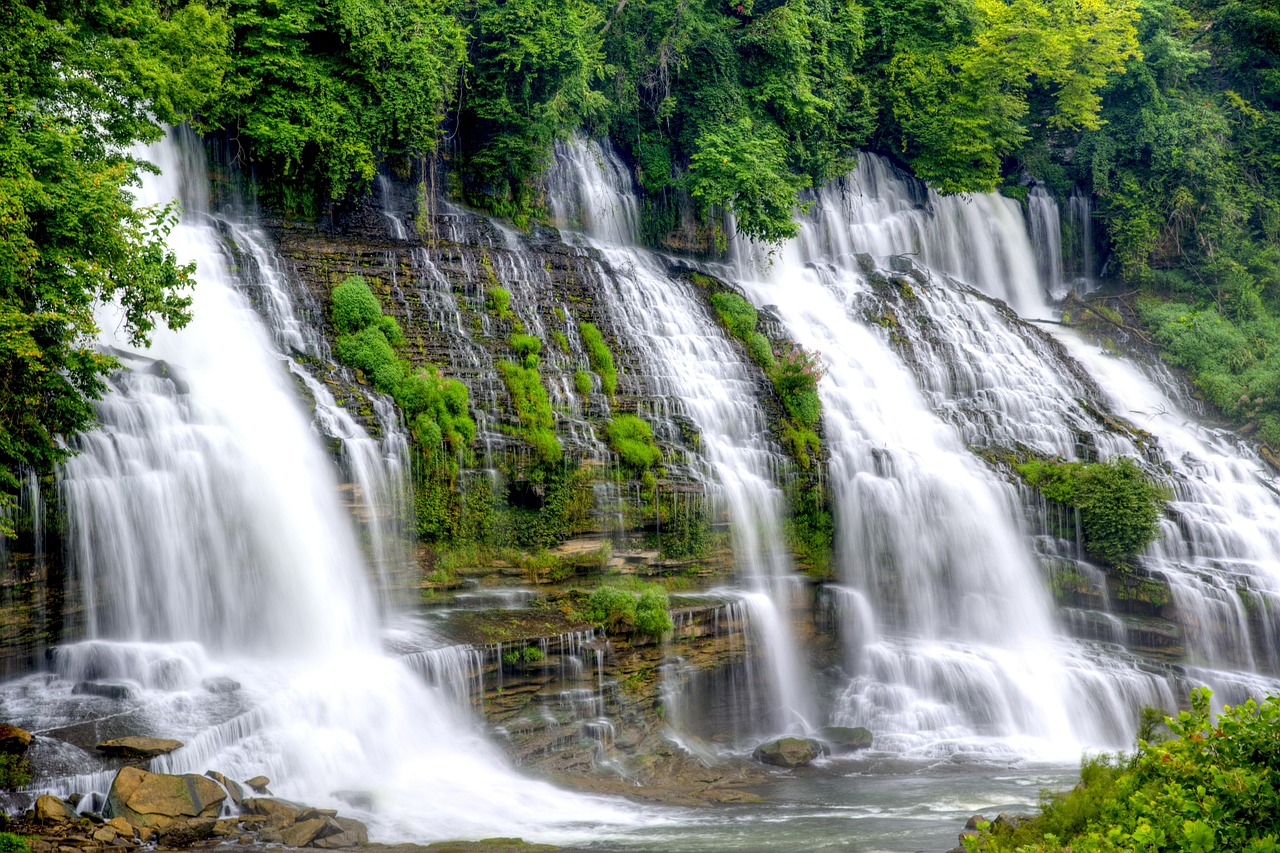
left=95, top=737, right=184, bottom=760
left=751, top=737, right=829, bottom=768
left=106, top=766, right=225, bottom=828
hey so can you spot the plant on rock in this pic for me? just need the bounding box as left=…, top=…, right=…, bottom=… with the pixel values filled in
left=496, top=360, right=562, bottom=465
left=606, top=414, right=662, bottom=473
left=578, top=322, right=617, bottom=397
left=584, top=583, right=672, bottom=638
left=1016, top=456, right=1169, bottom=569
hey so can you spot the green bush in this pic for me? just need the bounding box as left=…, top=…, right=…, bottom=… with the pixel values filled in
left=497, top=360, right=562, bottom=464
left=331, top=276, right=383, bottom=336
left=967, top=688, right=1280, bottom=853
left=710, top=291, right=759, bottom=339
left=1016, top=457, right=1168, bottom=569
left=0, top=833, right=29, bottom=853
left=551, top=330, right=570, bottom=353
left=486, top=286, right=512, bottom=319
left=0, top=755, right=30, bottom=791
left=746, top=331, right=775, bottom=370
left=770, top=345, right=824, bottom=428
left=573, top=370, right=592, bottom=396
left=578, top=322, right=617, bottom=396
left=334, top=325, right=403, bottom=394
left=510, top=333, right=541, bottom=360
left=634, top=588, right=673, bottom=637
left=606, top=414, right=661, bottom=471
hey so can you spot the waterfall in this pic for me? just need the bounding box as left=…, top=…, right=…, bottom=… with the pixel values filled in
left=546, top=138, right=816, bottom=735
left=718, top=152, right=1278, bottom=758
left=3, top=129, right=640, bottom=844
left=1028, top=185, right=1066, bottom=300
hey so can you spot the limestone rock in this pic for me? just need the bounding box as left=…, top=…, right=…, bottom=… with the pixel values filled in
left=204, top=771, right=245, bottom=804
left=71, top=682, right=136, bottom=701
left=105, top=818, right=133, bottom=837
left=242, top=797, right=303, bottom=824
left=0, top=724, right=33, bottom=755
left=34, top=795, right=77, bottom=823
left=296, top=808, right=338, bottom=822
left=816, top=725, right=872, bottom=754
left=244, top=776, right=270, bottom=794
left=279, top=818, right=329, bottom=848
left=106, top=766, right=225, bottom=828
left=158, top=817, right=216, bottom=847
left=751, top=737, right=828, bottom=768
left=96, top=737, right=184, bottom=760
left=91, top=828, right=115, bottom=843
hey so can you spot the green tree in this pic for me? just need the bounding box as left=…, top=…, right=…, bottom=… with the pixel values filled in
left=0, top=0, right=230, bottom=536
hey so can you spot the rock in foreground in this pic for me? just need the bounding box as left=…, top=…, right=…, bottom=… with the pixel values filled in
left=106, top=766, right=225, bottom=828
left=751, top=737, right=829, bottom=768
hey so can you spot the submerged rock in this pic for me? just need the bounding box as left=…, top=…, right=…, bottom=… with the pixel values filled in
left=0, top=724, right=33, bottom=755
left=202, top=677, right=241, bottom=694
left=751, top=737, right=829, bottom=768
left=816, top=725, right=872, bottom=753
left=72, top=681, right=136, bottom=701
left=96, top=737, right=184, bottom=760
left=106, top=766, right=226, bottom=828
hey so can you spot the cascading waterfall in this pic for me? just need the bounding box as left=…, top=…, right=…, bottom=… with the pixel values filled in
left=1, top=130, right=641, bottom=843
left=546, top=138, right=816, bottom=736
left=718, top=150, right=1280, bottom=757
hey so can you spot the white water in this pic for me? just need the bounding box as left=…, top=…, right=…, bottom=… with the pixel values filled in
left=718, top=154, right=1200, bottom=758
left=3, top=130, right=643, bottom=843
left=547, top=138, right=816, bottom=735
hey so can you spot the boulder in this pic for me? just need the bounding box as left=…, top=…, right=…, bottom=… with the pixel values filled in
left=96, top=737, right=184, bottom=760
left=311, top=817, right=368, bottom=849
left=71, top=682, right=136, bottom=701
left=244, top=776, right=271, bottom=794
left=105, top=817, right=133, bottom=837
left=816, top=726, right=873, bottom=754
left=279, top=818, right=330, bottom=848
left=201, top=678, right=241, bottom=695
left=296, top=808, right=338, bottom=822
left=751, top=737, right=828, bottom=768
left=106, top=766, right=226, bottom=828
left=241, top=797, right=303, bottom=824
left=33, top=795, right=77, bottom=823
left=158, top=817, right=216, bottom=847
left=0, top=725, right=33, bottom=756
left=204, top=771, right=245, bottom=804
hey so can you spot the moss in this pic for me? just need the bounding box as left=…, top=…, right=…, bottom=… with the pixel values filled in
left=331, top=275, right=384, bottom=335
left=606, top=414, right=662, bottom=472
left=551, top=330, right=570, bottom=353
left=578, top=321, right=617, bottom=396
left=496, top=360, right=562, bottom=465
left=573, top=369, right=592, bottom=396
left=486, top=285, right=512, bottom=319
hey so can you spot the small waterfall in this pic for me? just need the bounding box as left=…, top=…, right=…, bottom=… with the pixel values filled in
left=547, top=138, right=815, bottom=736
left=1027, top=185, right=1066, bottom=300
left=3, top=129, right=642, bottom=844
left=1066, top=188, right=1098, bottom=290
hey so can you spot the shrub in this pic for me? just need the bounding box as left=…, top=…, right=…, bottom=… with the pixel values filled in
left=634, top=588, right=673, bottom=637
left=551, top=330, right=570, bottom=353
left=746, top=331, right=775, bottom=369
left=710, top=291, right=759, bottom=339
left=1016, top=457, right=1169, bottom=568
left=0, top=833, right=29, bottom=853
left=486, top=286, right=512, bottom=319
left=770, top=344, right=824, bottom=428
left=585, top=585, right=637, bottom=632
left=967, top=688, right=1280, bottom=852
left=335, top=325, right=402, bottom=394
left=510, top=333, right=541, bottom=360
left=331, top=276, right=383, bottom=335
left=497, top=360, right=562, bottom=464
left=573, top=369, right=592, bottom=396
left=606, top=414, right=661, bottom=471
left=578, top=322, right=617, bottom=396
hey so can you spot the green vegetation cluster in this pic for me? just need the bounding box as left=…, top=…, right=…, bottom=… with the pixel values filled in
left=0, top=833, right=29, bottom=853
left=0, top=754, right=31, bottom=791
left=577, top=322, right=617, bottom=397
left=966, top=688, right=1280, bottom=853
left=585, top=583, right=673, bottom=637
left=1016, top=457, right=1169, bottom=569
